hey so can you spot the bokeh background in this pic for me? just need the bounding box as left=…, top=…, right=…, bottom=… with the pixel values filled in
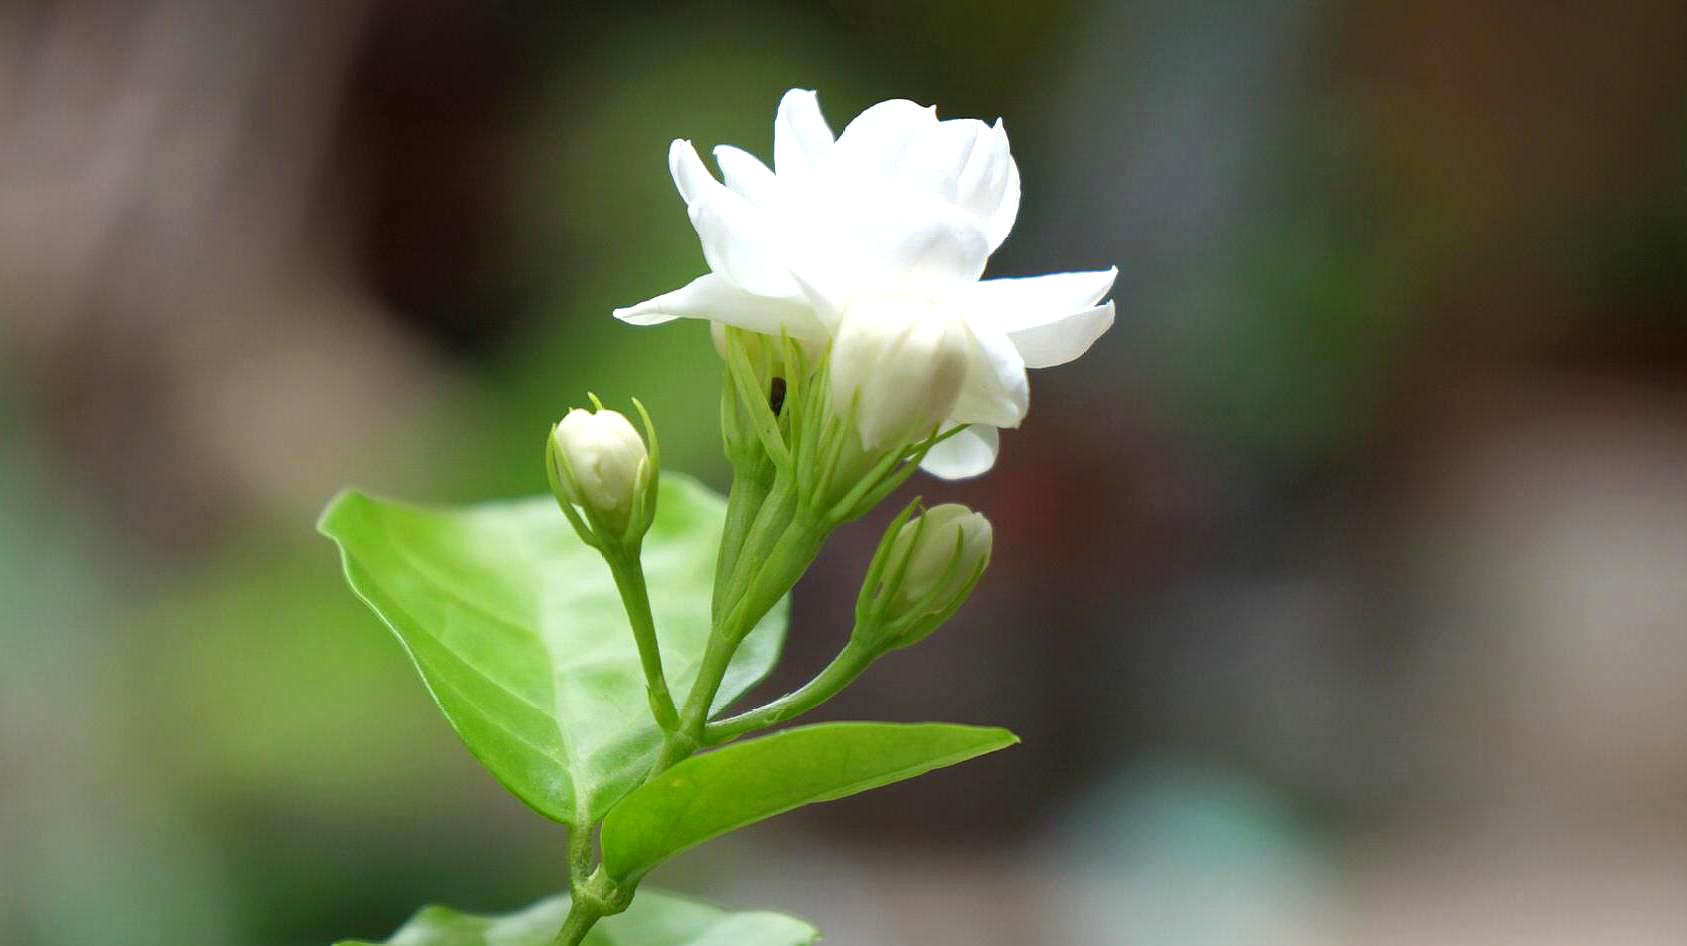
left=4, top=1, right=1687, bottom=944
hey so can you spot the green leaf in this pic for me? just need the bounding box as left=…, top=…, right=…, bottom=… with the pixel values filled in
left=317, top=474, right=787, bottom=827
left=601, top=722, right=1018, bottom=881
left=335, top=888, right=818, bottom=946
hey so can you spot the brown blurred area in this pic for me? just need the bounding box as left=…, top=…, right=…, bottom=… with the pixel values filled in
left=3, top=1, right=1686, bottom=944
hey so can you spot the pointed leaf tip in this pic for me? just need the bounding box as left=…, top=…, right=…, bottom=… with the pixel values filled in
left=601, top=721, right=1018, bottom=881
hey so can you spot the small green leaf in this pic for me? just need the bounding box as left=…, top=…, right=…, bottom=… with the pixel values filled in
left=601, top=722, right=1018, bottom=881
left=318, top=475, right=787, bottom=827
left=334, top=888, right=818, bottom=946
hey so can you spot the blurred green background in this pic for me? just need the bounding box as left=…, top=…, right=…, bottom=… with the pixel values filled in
left=4, top=1, right=1687, bottom=944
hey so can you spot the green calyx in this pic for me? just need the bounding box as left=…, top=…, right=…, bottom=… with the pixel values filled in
left=716, top=325, right=966, bottom=529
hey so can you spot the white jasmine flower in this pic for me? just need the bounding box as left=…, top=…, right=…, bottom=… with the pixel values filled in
left=614, top=89, right=1116, bottom=478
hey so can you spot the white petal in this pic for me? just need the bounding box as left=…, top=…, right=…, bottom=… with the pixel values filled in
left=613, top=272, right=823, bottom=336
left=669, top=139, right=717, bottom=206
left=1007, top=302, right=1115, bottom=369
left=785, top=266, right=848, bottom=330
left=970, top=267, right=1117, bottom=368
left=950, top=321, right=1029, bottom=429
left=773, top=89, right=834, bottom=178
left=713, top=145, right=780, bottom=207
left=957, top=119, right=1020, bottom=250
left=831, top=301, right=970, bottom=450
left=829, top=99, right=940, bottom=179
left=895, top=117, right=988, bottom=204
left=775, top=200, right=860, bottom=321
left=973, top=267, right=1117, bottom=329
left=688, top=189, right=800, bottom=298
left=920, top=425, right=1000, bottom=479
left=953, top=121, right=1004, bottom=211
left=782, top=196, right=991, bottom=320
left=875, top=200, right=992, bottom=290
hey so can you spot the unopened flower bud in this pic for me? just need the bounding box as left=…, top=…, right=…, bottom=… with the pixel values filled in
left=548, top=406, right=651, bottom=538
left=829, top=296, right=969, bottom=451
left=857, top=502, right=991, bottom=649
left=887, top=503, right=991, bottom=609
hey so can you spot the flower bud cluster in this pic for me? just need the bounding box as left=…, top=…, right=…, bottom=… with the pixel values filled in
left=547, top=398, right=659, bottom=549
left=712, top=317, right=975, bottom=529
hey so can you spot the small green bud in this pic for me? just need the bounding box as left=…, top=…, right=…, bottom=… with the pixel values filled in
left=547, top=404, right=653, bottom=543
left=856, top=502, right=992, bottom=650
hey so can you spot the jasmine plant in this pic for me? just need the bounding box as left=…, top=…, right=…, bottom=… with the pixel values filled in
left=321, top=88, right=1116, bottom=946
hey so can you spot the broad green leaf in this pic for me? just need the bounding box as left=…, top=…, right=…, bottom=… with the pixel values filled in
left=335, top=888, right=818, bottom=946
left=318, top=475, right=787, bottom=827
left=601, top=722, right=1018, bottom=881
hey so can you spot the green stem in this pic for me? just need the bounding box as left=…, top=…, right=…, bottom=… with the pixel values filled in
left=655, top=629, right=739, bottom=770
left=556, top=858, right=631, bottom=946
left=555, top=470, right=830, bottom=943
left=714, top=473, right=798, bottom=625
left=712, top=458, right=774, bottom=622
left=604, top=548, right=679, bottom=732
left=567, top=826, right=593, bottom=895
left=552, top=900, right=602, bottom=946
left=704, top=644, right=874, bottom=744
left=659, top=500, right=830, bottom=769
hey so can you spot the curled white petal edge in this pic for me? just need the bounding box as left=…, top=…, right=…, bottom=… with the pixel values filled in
left=613, top=272, right=823, bottom=337
left=1008, top=302, right=1115, bottom=370
left=980, top=120, right=1020, bottom=250
left=669, top=139, right=718, bottom=206
left=920, top=425, right=1000, bottom=480
left=773, top=88, right=835, bottom=178
left=972, top=267, right=1118, bottom=328
left=713, top=144, right=780, bottom=207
